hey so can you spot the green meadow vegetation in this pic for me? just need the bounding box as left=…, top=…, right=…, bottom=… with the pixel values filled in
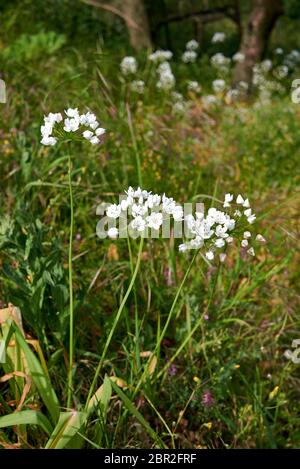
left=0, top=0, right=300, bottom=449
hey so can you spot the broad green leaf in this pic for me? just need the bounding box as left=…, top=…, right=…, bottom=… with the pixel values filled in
left=0, top=410, right=52, bottom=435
left=13, top=325, right=60, bottom=424
left=45, top=411, right=87, bottom=449
left=87, top=374, right=112, bottom=415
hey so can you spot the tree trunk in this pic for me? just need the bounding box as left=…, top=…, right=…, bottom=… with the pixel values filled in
left=82, top=0, right=152, bottom=51
left=232, top=0, right=283, bottom=88
left=119, top=0, right=152, bottom=51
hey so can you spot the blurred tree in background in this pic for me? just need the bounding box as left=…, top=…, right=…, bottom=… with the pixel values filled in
left=0, top=0, right=300, bottom=89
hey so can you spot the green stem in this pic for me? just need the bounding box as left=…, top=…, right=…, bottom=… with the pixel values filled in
left=85, top=237, right=144, bottom=408
left=126, top=103, right=142, bottom=187
left=67, top=152, right=74, bottom=409
left=134, top=249, right=199, bottom=393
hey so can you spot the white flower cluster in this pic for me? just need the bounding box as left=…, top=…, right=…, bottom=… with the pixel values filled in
left=284, top=49, right=300, bottom=69
left=187, top=80, right=201, bottom=93
left=179, top=193, right=264, bottom=261
left=156, top=61, right=175, bottom=91
left=40, top=112, right=63, bottom=146
left=149, top=50, right=173, bottom=63
left=186, top=39, right=199, bottom=51
left=105, top=187, right=183, bottom=238
left=182, top=50, right=197, bottom=63
left=274, top=65, right=288, bottom=79
left=120, top=56, right=137, bottom=75
left=41, top=108, right=105, bottom=146
left=212, top=32, right=226, bottom=43
left=210, top=53, right=231, bottom=71
left=131, top=80, right=145, bottom=94
left=284, top=339, right=300, bottom=364
left=212, top=78, right=226, bottom=93
left=104, top=189, right=265, bottom=261
left=202, top=94, right=218, bottom=108
left=172, top=100, right=187, bottom=115
left=233, top=52, right=245, bottom=63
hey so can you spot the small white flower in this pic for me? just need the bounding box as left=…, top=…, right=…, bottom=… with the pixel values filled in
left=219, top=253, right=226, bottom=263
left=83, top=130, right=93, bottom=140
left=247, top=215, right=256, bottom=224
left=186, top=39, right=199, bottom=51
left=131, top=80, right=145, bottom=94
left=236, top=194, right=244, bottom=204
left=64, top=117, right=80, bottom=132
left=95, top=127, right=106, bottom=137
left=215, top=238, right=225, bottom=248
left=146, top=212, right=163, bottom=230
left=130, top=215, right=146, bottom=232
left=90, top=136, right=100, bottom=145
left=243, top=198, right=250, bottom=208
left=243, top=231, right=251, bottom=238
left=41, top=123, right=53, bottom=136
left=233, top=52, right=245, bottom=63
left=212, top=79, right=226, bottom=93
left=223, top=193, right=233, bottom=207
left=212, top=32, right=226, bottom=43
left=256, top=234, right=266, bottom=243
left=41, top=135, right=57, bottom=146
left=120, top=56, right=137, bottom=75
left=244, top=208, right=252, bottom=217
left=149, top=50, right=173, bottom=63
left=247, top=247, right=255, bottom=256
left=187, top=80, right=201, bottom=93
left=241, top=239, right=248, bottom=247
left=226, top=236, right=234, bottom=243
left=108, top=227, right=119, bottom=238
left=89, top=121, right=99, bottom=130
left=65, top=108, right=79, bottom=118
left=107, top=204, right=121, bottom=219
left=206, top=251, right=214, bottom=261
left=157, top=70, right=175, bottom=91
left=182, top=50, right=197, bottom=63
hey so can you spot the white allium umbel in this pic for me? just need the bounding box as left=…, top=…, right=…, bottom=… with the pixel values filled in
left=40, top=108, right=105, bottom=146
left=156, top=69, right=175, bottom=91
left=202, top=94, right=218, bottom=108
left=212, top=79, right=226, bottom=93
left=172, top=101, right=187, bottom=115
left=186, top=39, right=199, bottom=51
left=210, top=53, right=231, bottom=71
left=187, top=80, right=201, bottom=93
left=212, top=32, right=226, bottom=43
left=131, top=80, right=145, bottom=94
left=182, top=50, right=197, bottom=63
left=149, top=50, right=173, bottom=63
left=105, top=187, right=183, bottom=237
left=233, top=52, right=245, bottom=63
left=120, top=56, right=137, bottom=75
left=104, top=189, right=265, bottom=261
left=179, top=194, right=265, bottom=261
left=284, top=339, right=300, bottom=364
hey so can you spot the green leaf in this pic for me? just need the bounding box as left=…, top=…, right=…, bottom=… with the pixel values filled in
left=45, top=411, right=87, bottom=449
left=12, top=325, right=60, bottom=424
left=87, top=375, right=111, bottom=416
left=110, top=379, right=166, bottom=448
left=0, top=410, right=52, bottom=435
